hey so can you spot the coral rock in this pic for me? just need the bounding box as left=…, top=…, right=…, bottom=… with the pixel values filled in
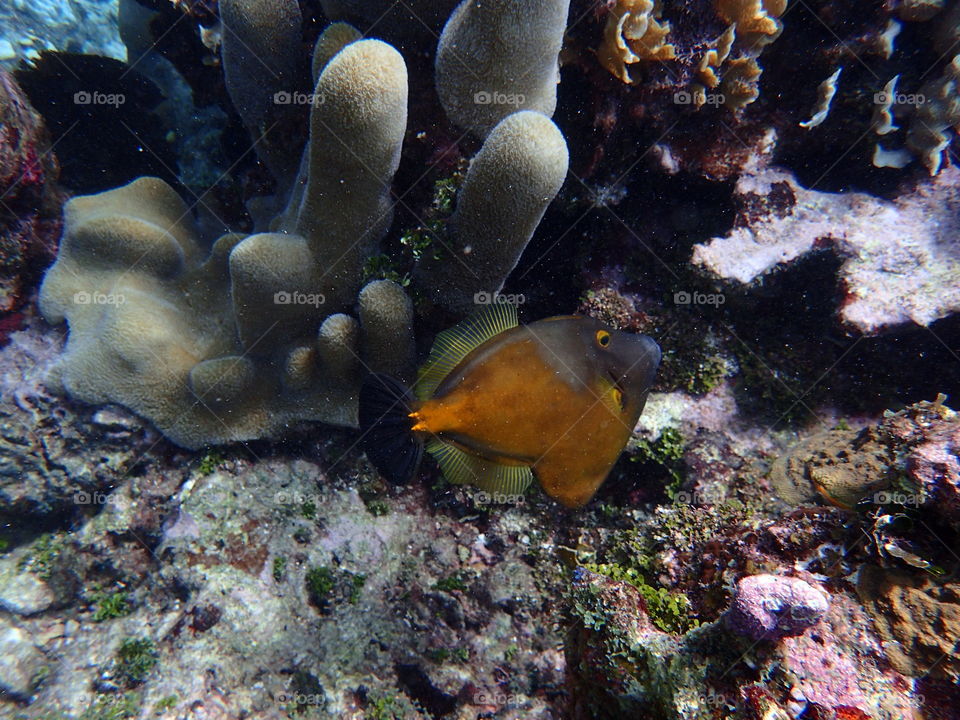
left=692, top=161, right=960, bottom=334
left=0, top=71, right=63, bottom=325
left=726, top=574, right=829, bottom=641
left=857, top=565, right=960, bottom=680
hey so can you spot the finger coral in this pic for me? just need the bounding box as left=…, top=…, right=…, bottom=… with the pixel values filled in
left=39, top=37, right=418, bottom=448
left=39, top=18, right=569, bottom=448
left=435, top=0, right=570, bottom=137
left=220, top=0, right=303, bottom=186
left=414, top=110, right=569, bottom=314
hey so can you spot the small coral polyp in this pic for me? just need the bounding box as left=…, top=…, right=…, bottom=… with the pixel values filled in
left=39, top=7, right=570, bottom=448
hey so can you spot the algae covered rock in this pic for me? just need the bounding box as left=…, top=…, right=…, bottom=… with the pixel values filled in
left=857, top=564, right=960, bottom=680
left=565, top=568, right=732, bottom=720
left=769, top=426, right=893, bottom=509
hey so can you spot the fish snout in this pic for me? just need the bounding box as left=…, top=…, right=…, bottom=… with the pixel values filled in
left=622, top=333, right=661, bottom=390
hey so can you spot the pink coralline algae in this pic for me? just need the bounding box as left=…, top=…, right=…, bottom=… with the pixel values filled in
left=726, top=574, right=830, bottom=641
left=907, top=421, right=960, bottom=527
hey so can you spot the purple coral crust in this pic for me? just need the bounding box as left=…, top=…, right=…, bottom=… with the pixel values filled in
left=726, top=574, right=829, bottom=641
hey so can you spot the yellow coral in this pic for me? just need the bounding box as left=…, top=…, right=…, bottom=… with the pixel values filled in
left=907, top=54, right=960, bottom=175
left=599, top=0, right=676, bottom=84
left=715, top=0, right=785, bottom=48
left=696, top=23, right=736, bottom=90
left=720, top=57, right=762, bottom=110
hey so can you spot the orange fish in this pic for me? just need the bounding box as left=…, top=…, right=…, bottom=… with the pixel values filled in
left=359, top=303, right=660, bottom=507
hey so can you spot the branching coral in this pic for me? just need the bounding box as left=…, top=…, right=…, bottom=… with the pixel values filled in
left=598, top=0, right=676, bottom=84
left=798, top=67, right=842, bottom=129
left=692, top=24, right=735, bottom=97
left=719, top=57, right=763, bottom=111
left=906, top=54, right=960, bottom=175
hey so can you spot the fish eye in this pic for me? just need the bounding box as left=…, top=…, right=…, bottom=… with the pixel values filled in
left=596, top=330, right=611, bottom=348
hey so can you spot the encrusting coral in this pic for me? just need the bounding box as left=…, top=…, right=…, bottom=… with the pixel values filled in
left=39, top=10, right=570, bottom=448
left=434, top=0, right=570, bottom=137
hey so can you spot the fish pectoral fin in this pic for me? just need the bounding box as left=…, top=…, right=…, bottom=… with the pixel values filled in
left=534, top=459, right=611, bottom=509
left=425, top=438, right=533, bottom=495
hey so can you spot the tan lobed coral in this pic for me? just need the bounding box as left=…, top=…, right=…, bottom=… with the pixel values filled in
left=598, top=0, right=676, bottom=84
left=39, top=37, right=415, bottom=448
left=39, top=18, right=570, bottom=448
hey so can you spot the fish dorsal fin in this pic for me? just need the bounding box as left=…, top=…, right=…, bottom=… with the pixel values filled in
left=425, top=438, right=534, bottom=496
left=414, top=302, right=518, bottom=401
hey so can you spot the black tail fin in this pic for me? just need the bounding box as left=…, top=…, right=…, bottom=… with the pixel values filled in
left=358, top=373, right=423, bottom=485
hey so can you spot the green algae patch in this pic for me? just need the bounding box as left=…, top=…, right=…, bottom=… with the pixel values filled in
left=306, top=565, right=368, bottom=612
left=92, top=590, right=131, bottom=622
left=582, top=562, right=699, bottom=635
left=116, top=637, right=158, bottom=686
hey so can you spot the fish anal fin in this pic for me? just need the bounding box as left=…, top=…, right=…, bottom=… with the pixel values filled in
left=415, top=302, right=518, bottom=401
left=425, top=438, right=533, bottom=496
